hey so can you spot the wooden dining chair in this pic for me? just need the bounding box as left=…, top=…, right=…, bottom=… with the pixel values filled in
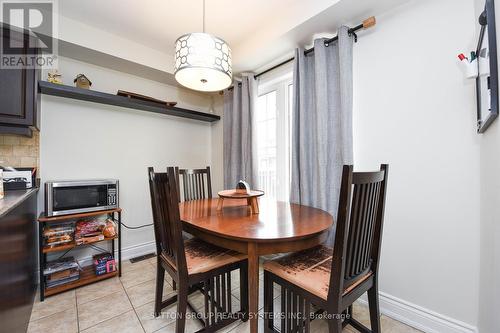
left=175, top=166, right=212, bottom=202
left=263, top=164, right=389, bottom=333
left=173, top=166, right=213, bottom=291
left=148, top=166, right=249, bottom=333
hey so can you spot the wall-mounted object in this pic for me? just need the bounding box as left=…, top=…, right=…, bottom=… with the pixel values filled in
left=74, top=74, right=92, bottom=89
left=476, top=0, right=498, bottom=133
left=458, top=52, right=479, bottom=79
left=467, top=59, right=479, bottom=79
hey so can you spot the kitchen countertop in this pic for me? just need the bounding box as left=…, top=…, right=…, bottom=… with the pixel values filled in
left=0, top=188, right=39, bottom=218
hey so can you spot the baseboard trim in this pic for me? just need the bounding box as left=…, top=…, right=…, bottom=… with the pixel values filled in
left=118, top=240, right=157, bottom=261
left=358, top=292, right=477, bottom=333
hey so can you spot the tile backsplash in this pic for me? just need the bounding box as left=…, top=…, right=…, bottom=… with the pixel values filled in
left=0, top=132, right=40, bottom=170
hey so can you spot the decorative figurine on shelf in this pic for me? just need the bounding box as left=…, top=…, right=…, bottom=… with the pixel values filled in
left=47, top=70, right=63, bottom=84
left=74, top=74, right=92, bottom=89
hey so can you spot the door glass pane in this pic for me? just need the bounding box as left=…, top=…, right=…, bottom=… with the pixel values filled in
left=256, top=91, right=277, bottom=198
left=286, top=83, right=293, bottom=198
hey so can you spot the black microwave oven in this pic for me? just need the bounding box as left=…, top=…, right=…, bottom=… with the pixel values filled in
left=44, top=179, right=119, bottom=217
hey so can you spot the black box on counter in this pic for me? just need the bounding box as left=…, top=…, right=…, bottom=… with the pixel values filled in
left=2, top=167, right=36, bottom=190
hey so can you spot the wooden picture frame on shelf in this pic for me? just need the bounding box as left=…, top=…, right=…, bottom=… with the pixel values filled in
left=476, top=0, right=499, bottom=133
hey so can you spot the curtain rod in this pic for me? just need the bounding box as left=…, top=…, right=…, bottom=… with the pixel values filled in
left=253, top=16, right=376, bottom=79
left=225, top=16, right=376, bottom=91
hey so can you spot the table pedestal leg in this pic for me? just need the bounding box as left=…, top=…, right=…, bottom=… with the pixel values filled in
left=247, top=242, right=259, bottom=333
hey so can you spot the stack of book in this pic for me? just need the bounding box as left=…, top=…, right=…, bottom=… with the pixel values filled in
left=44, top=257, right=80, bottom=288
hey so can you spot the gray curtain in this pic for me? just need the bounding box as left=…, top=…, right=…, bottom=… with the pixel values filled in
left=223, top=74, right=258, bottom=189
left=290, top=26, right=354, bottom=245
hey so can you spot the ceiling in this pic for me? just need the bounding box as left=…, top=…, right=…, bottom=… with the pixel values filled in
left=59, top=0, right=412, bottom=74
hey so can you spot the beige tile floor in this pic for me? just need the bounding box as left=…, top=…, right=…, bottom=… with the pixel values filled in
left=28, top=258, right=422, bottom=333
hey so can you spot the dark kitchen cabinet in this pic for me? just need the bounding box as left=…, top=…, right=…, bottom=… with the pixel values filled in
left=0, top=27, right=40, bottom=137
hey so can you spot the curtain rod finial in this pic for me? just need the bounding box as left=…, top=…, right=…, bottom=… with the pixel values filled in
left=363, top=16, right=376, bottom=29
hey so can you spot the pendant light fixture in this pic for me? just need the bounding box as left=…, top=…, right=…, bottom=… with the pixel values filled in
left=174, top=0, right=232, bottom=92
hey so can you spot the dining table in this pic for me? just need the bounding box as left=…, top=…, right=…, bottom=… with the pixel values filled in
left=179, top=197, right=334, bottom=333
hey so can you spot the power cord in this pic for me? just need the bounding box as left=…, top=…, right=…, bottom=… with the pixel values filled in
left=121, top=222, right=153, bottom=229
left=111, top=218, right=153, bottom=230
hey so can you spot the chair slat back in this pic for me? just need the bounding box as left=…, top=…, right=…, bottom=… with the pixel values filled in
left=329, top=164, right=389, bottom=300
left=148, top=167, right=188, bottom=276
left=176, top=166, right=212, bottom=202
left=344, top=172, right=384, bottom=284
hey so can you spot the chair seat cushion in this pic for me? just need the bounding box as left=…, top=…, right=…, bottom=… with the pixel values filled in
left=264, top=245, right=333, bottom=299
left=263, top=245, right=371, bottom=300
left=162, top=238, right=246, bottom=275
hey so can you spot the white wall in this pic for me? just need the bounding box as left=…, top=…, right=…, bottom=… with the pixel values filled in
left=58, top=15, right=174, bottom=73
left=478, top=115, right=500, bottom=333
left=476, top=0, right=500, bottom=332
left=353, top=0, right=480, bottom=331
left=40, top=57, right=222, bottom=257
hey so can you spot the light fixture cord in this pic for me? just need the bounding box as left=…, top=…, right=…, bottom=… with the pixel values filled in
left=203, top=0, right=205, bottom=33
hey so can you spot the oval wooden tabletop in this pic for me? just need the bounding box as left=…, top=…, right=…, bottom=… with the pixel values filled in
left=179, top=198, right=333, bottom=242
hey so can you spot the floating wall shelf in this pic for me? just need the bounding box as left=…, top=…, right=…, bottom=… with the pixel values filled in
left=38, top=81, right=220, bottom=122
